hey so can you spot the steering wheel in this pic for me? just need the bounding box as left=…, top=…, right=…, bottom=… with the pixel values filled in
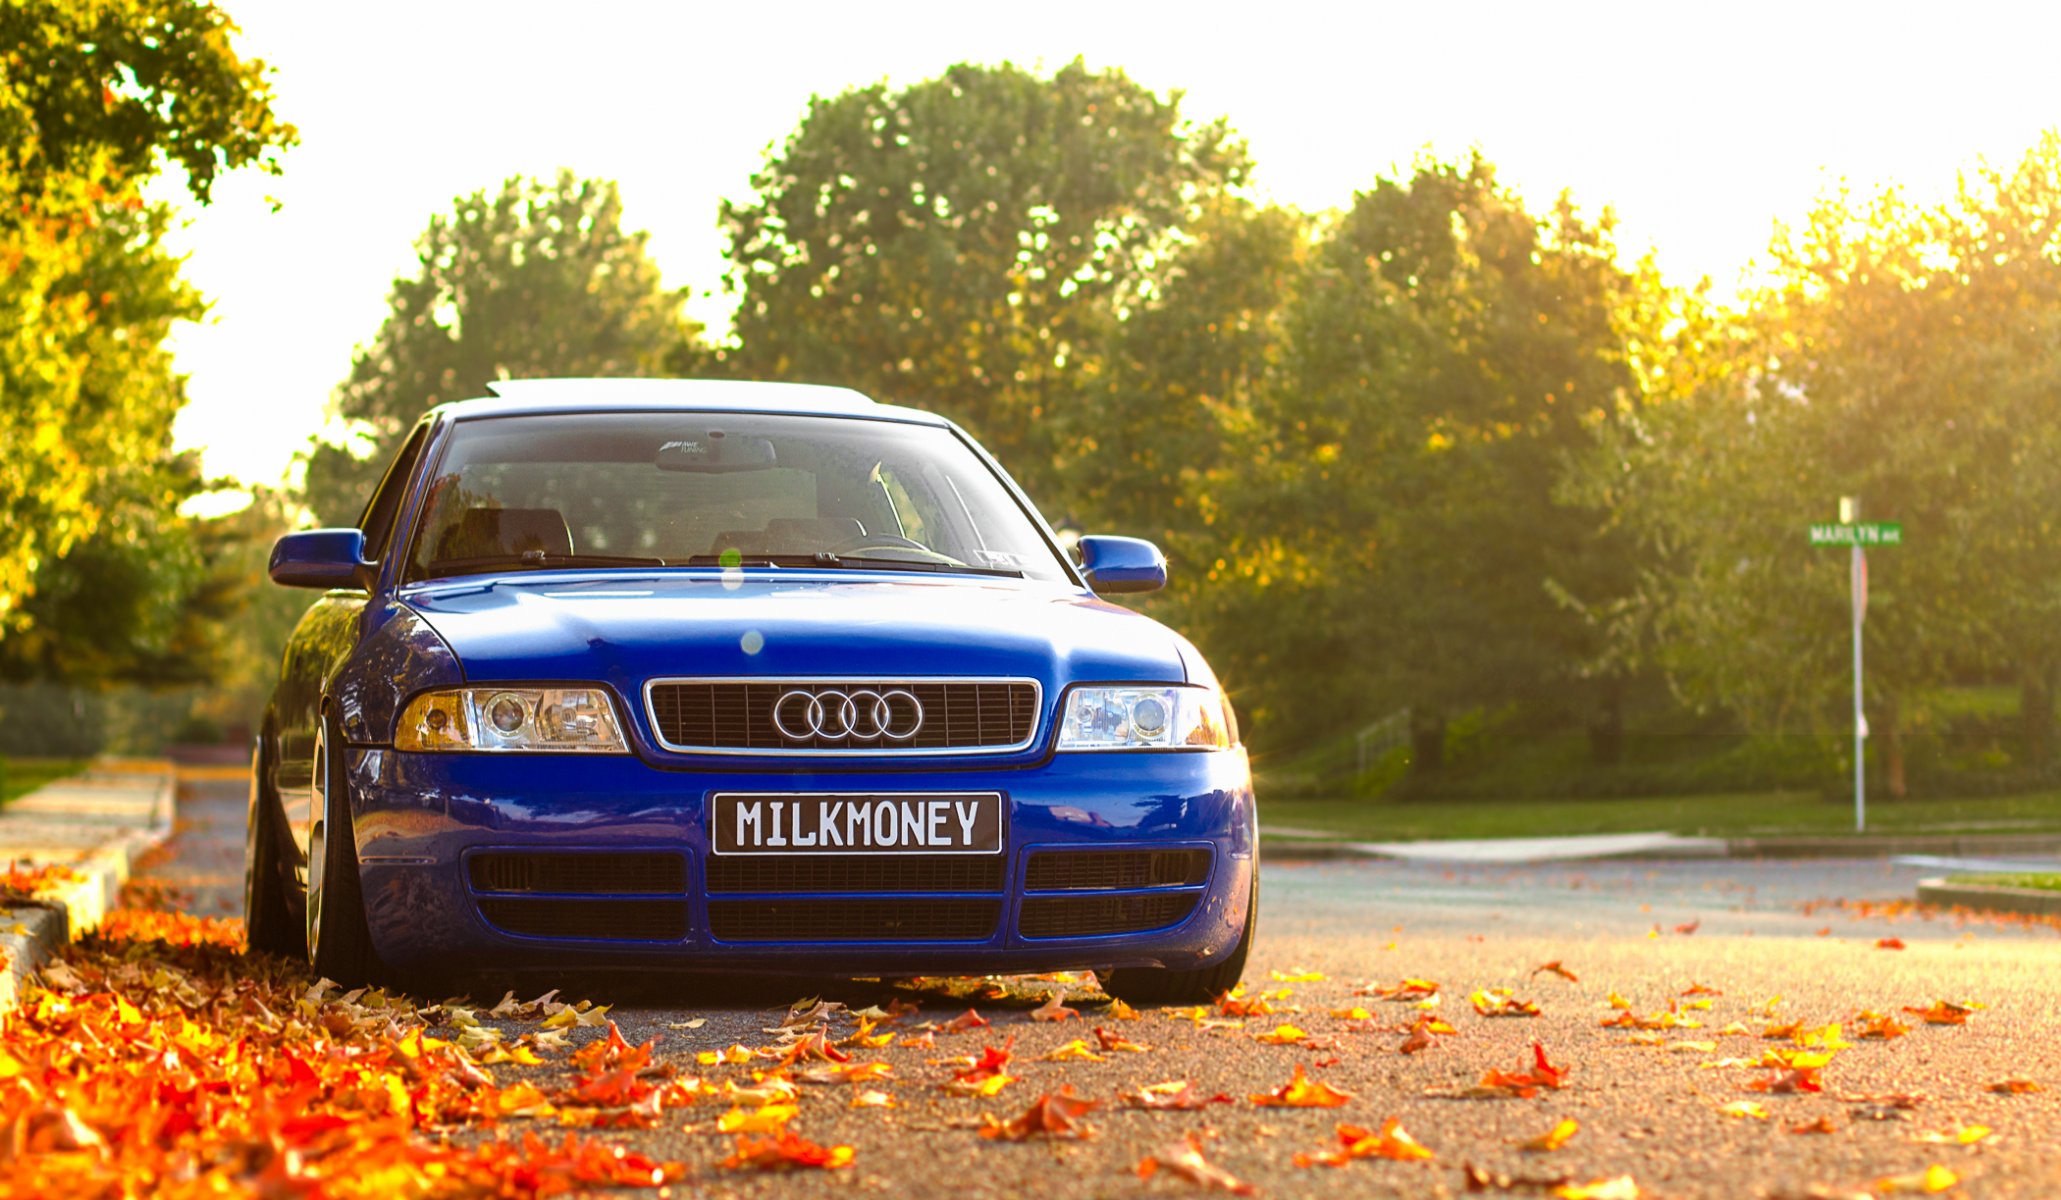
left=828, top=534, right=931, bottom=555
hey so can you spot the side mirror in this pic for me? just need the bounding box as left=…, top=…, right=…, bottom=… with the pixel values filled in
left=1077, top=535, right=1166, bottom=595
left=270, top=529, right=374, bottom=590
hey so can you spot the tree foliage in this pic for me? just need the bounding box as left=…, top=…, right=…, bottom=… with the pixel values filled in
left=720, top=59, right=1248, bottom=508
left=1588, top=133, right=2061, bottom=788
left=303, top=171, right=704, bottom=525
left=0, top=0, right=292, bottom=624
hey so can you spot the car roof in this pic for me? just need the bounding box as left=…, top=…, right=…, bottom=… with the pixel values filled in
left=426, top=378, right=952, bottom=426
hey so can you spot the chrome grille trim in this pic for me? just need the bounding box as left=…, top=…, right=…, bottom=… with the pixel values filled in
left=641, top=676, right=1043, bottom=756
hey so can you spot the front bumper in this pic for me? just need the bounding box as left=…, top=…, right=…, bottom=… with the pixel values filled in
left=347, top=747, right=1257, bottom=975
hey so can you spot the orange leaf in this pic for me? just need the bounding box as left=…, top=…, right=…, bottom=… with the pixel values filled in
left=978, top=1086, right=1098, bottom=1140
left=1136, top=1136, right=1257, bottom=1194
left=1789, top=1116, right=1840, bottom=1134
left=720, top=1131, right=855, bottom=1170
left=942, top=1009, right=990, bottom=1033
left=1249, top=1064, right=1354, bottom=1108
left=1876, top=937, right=1906, bottom=950
left=1030, top=992, right=1079, bottom=1022
left=1093, top=1026, right=1151, bottom=1053
left=1530, top=960, right=1579, bottom=983
left=1987, top=1078, right=2042, bottom=1094
left=1294, top=1117, right=1435, bottom=1167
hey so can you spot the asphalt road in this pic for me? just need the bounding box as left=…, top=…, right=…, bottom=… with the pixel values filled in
left=151, top=776, right=2061, bottom=1198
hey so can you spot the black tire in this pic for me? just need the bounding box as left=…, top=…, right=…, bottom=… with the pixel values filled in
left=307, top=714, right=383, bottom=987
left=243, top=736, right=301, bottom=957
left=1097, top=871, right=1257, bottom=1006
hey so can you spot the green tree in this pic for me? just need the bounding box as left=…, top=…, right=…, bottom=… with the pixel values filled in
left=0, top=0, right=292, bottom=621
left=302, top=171, right=704, bottom=525
left=1202, top=155, right=1645, bottom=761
left=1592, top=133, right=2061, bottom=794
left=720, top=59, right=1249, bottom=509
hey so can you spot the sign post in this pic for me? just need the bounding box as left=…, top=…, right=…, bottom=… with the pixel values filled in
left=1807, top=503, right=1902, bottom=832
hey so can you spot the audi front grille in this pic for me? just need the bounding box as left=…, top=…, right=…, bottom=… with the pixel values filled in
left=643, top=677, right=1041, bottom=755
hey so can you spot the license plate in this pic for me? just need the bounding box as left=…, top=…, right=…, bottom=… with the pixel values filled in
left=711, top=792, right=1004, bottom=855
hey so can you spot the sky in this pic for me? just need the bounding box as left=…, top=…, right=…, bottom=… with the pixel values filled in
left=158, top=0, right=2061, bottom=495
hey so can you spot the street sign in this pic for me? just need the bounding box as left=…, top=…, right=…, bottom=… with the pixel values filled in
left=1809, top=506, right=1902, bottom=833
left=1809, top=523, right=1903, bottom=546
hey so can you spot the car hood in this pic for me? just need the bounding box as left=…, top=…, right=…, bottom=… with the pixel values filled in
left=401, top=572, right=1190, bottom=692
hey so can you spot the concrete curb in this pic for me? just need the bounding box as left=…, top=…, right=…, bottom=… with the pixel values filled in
left=0, top=758, right=179, bottom=1013
left=1915, top=876, right=2061, bottom=918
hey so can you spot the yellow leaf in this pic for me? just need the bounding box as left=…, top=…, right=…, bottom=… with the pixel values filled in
left=1873, top=1165, right=1959, bottom=1194
left=1255, top=1023, right=1308, bottom=1045
left=1719, top=1101, right=1769, bottom=1120
left=1040, top=1039, right=1106, bottom=1062
left=1519, top=1118, right=1579, bottom=1152
left=717, top=1102, right=798, bottom=1133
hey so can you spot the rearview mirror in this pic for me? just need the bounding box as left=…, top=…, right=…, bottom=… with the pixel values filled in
left=270, top=529, right=374, bottom=590
left=1077, top=535, right=1166, bottom=594
left=656, top=432, right=778, bottom=472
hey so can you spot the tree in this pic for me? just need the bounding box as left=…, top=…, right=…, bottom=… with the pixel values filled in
left=1198, top=155, right=1645, bottom=761
left=302, top=171, right=704, bottom=525
left=720, top=59, right=1249, bottom=509
left=0, top=0, right=293, bottom=621
left=1587, top=132, right=2061, bottom=794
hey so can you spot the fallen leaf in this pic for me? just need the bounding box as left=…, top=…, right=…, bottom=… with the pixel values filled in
left=1272, top=967, right=1326, bottom=982
left=1870, top=1165, right=1958, bottom=1194
left=1039, top=1039, right=1106, bottom=1063
left=1094, top=1026, right=1151, bottom=1053
left=1250, top=1064, right=1354, bottom=1108
left=1876, top=937, right=1907, bottom=950
left=1531, top=960, right=1580, bottom=983
left=1902, top=1000, right=1979, bottom=1026
left=1030, top=992, right=1080, bottom=1022
left=1519, top=1118, right=1579, bottom=1152
left=1790, top=1116, right=1840, bottom=1134
left=719, top=1131, right=854, bottom=1170
left=1136, top=1135, right=1258, bottom=1195
left=1255, top=1023, right=1308, bottom=1045
left=716, top=1103, right=798, bottom=1134
left=1986, top=1078, right=2042, bottom=1094
left=1912, top=1124, right=1991, bottom=1146
left=978, top=1086, right=1099, bottom=1140
left=1123, top=1081, right=1236, bottom=1111
left=850, top=1089, right=897, bottom=1109
left=1719, top=1101, right=1770, bottom=1120
left=1471, top=988, right=1542, bottom=1018
left=1746, top=1067, right=1825, bottom=1094
left=1294, top=1117, right=1435, bottom=1166
left=1555, top=1176, right=1641, bottom=1200
left=942, top=1009, right=990, bottom=1033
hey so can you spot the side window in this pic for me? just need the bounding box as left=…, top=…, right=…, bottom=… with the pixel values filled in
left=358, top=425, right=430, bottom=563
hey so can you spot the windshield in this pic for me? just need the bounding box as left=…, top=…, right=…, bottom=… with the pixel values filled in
left=403, top=411, right=1073, bottom=584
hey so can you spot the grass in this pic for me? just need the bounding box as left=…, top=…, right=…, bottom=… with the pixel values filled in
left=1259, top=789, right=2061, bottom=842
left=0, top=757, right=85, bottom=807
left=1945, top=872, right=2061, bottom=892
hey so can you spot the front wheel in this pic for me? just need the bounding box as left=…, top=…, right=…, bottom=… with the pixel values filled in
left=1096, top=871, right=1257, bottom=1006
left=306, top=716, right=383, bottom=986
left=243, top=736, right=300, bottom=957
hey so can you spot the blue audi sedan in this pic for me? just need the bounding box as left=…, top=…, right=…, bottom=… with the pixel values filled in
left=249, top=379, right=1257, bottom=1003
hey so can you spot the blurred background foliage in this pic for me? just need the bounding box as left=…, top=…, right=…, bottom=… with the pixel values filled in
left=4, top=6, right=2060, bottom=814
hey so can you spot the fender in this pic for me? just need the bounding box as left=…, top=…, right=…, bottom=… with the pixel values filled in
left=329, top=601, right=463, bottom=747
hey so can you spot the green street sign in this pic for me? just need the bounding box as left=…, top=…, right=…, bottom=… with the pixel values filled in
left=1809, top=522, right=1903, bottom=546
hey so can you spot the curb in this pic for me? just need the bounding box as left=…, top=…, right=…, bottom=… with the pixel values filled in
left=0, top=759, right=179, bottom=1014
left=1915, top=876, right=2061, bottom=918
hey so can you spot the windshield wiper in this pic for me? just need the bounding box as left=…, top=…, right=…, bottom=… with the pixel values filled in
left=683, top=553, right=1023, bottom=578
left=425, top=552, right=669, bottom=579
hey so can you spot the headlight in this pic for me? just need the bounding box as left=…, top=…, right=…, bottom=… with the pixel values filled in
left=394, top=686, right=628, bottom=753
left=1056, top=685, right=1234, bottom=751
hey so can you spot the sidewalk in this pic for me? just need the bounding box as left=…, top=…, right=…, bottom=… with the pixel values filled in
left=0, top=758, right=178, bottom=1011
left=1259, top=826, right=2061, bottom=864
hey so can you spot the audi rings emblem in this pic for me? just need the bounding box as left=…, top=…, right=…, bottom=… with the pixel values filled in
left=772, top=688, right=925, bottom=742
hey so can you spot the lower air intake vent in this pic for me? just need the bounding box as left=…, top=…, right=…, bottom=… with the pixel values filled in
left=470, top=852, right=687, bottom=894
left=708, top=899, right=1000, bottom=942
left=706, top=855, right=1007, bottom=895
left=477, top=898, right=688, bottom=941
left=1019, top=892, right=1199, bottom=938
left=1023, top=849, right=1212, bottom=891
